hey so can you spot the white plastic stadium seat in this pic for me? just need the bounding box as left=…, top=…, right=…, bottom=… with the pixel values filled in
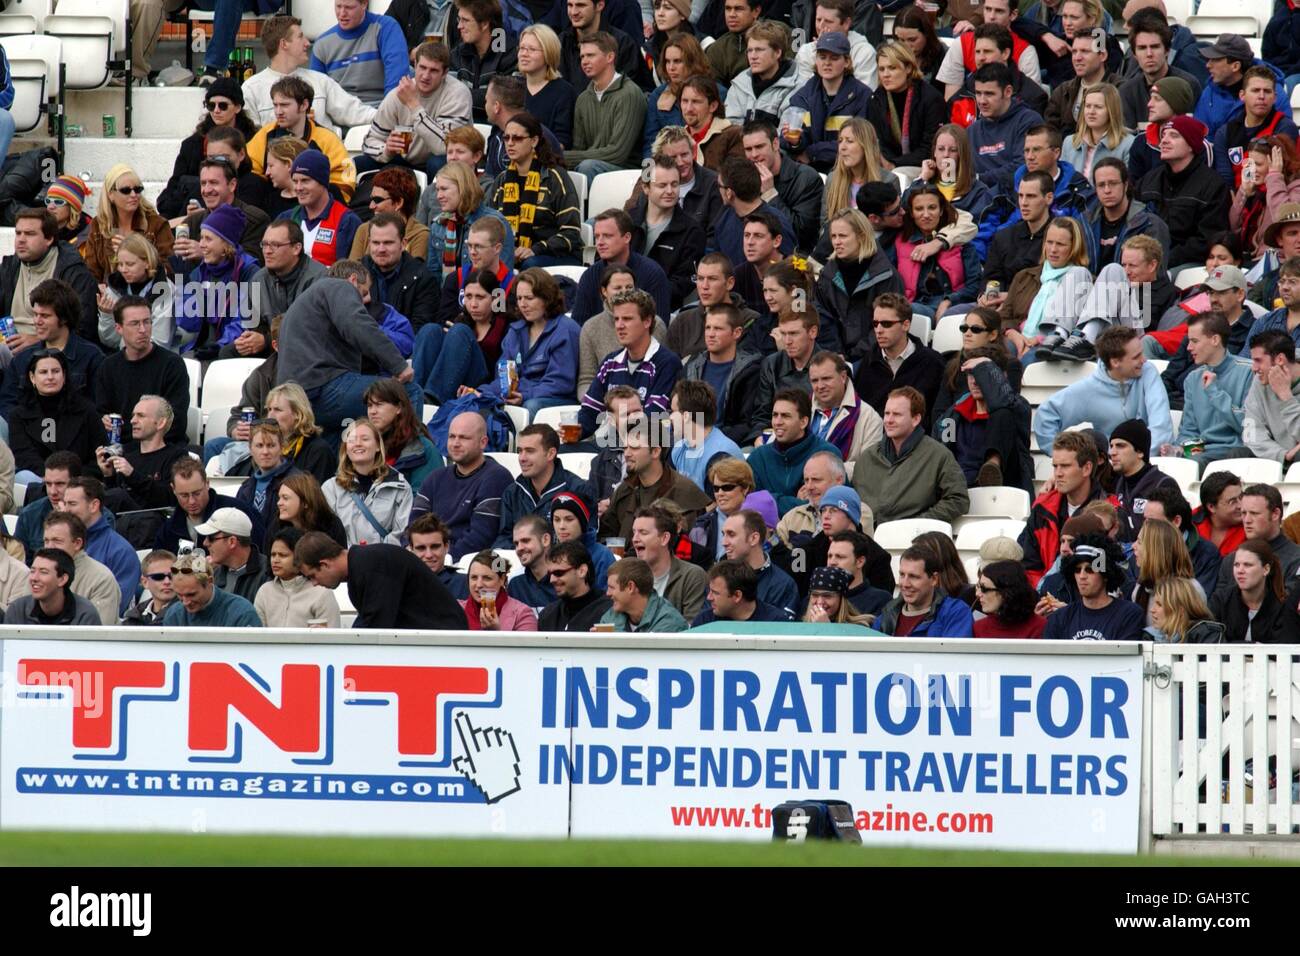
left=1162, top=0, right=1193, bottom=24
left=182, top=356, right=201, bottom=411
left=199, top=358, right=262, bottom=439
left=474, top=122, right=492, bottom=143
left=930, top=312, right=964, bottom=355
left=586, top=170, right=642, bottom=219
left=954, top=519, right=1026, bottom=556
left=422, top=403, right=438, bottom=425
left=546, top=265, right=587, bottom=285
left=872, top=518, right=953, bottom=554
left=50, top=0, right=128, bottom=59
left=209, top=476, right=244, bottom=498
left=0, top=35, right=60, bottom=133
left=964, top=486, right=1030, bottom=520
left=42, top=12, right=114, bottom=90
left=1202, top=457, right=1282, bottom=486
left=1292, top=84, right=1300, bottom=125
left=909, top=311, right=932, bottom=346
left=3, top=514, right=16, bottom=534
left=343, top=125, right=367, bottom=152
left=1020, top=360, right=1093, bottom=405
left=1174, top=266, right=1208, bottom=291
left=0, top=14, right=38, bottom=37
left=533, top=404, right=581, bottom=433
left=186, top=405, right=202, bottom=446
left=486, top=451, right=522, bottom=478
left=3, top=0, right=49, bottom=30
left=501, top=404, right=529, bottom=436
left=295, top=0, right=339, bottom=40
left=1150, top=456, right=1200, bottom=498
left=568, top=171, right=588, bottom=220
left=700, top=34, right=715, bottom=49
left=560, top=452, right=594, bottom=479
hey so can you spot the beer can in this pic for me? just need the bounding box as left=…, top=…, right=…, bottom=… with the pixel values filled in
left=0, top=315, right=15, bottom=339
left=1183, top=439, right=1206, bottom=458
left=108, top=413, right=123, bottom=447
left=985, top=280, right=1001, bottom=296
left=102, top=113, right=116, bottom=138
left=241, top=406, right=256, bottom=426
left=175, top=223, right=189, bottom=242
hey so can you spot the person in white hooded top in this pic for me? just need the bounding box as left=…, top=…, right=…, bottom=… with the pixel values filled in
left=322, top=419, right=413, bottom=547
left=254, top=527, right=342, bottom=628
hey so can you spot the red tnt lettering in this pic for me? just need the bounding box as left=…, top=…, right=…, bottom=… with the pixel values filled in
left=188, top=663, right=321, bottom=753
left=343, top=666, right=488, bottom=754
left=19, top=658, right=166, bottom=749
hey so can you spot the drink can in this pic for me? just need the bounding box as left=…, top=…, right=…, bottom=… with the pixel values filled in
left=241, top=406, right=256, bottom=426
left=101, top=113, right=116, bottom=138
left=65, top=123, right=83, bottom=138
left=175, top=223, right=189, bottom=242
left=108, top=413, right=123, bottom=447
left=985, top=280, right=1001, bottom=297
left=0, top=315, right=15, bottom=338
left=1183, top=439, right=1205, bottom=458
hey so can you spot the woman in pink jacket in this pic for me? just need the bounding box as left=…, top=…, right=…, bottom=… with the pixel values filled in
left=460, top=550, right=538, bottom=632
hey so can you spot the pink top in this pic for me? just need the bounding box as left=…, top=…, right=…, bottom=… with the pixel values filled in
left=460, top=596, right=538, bottom=632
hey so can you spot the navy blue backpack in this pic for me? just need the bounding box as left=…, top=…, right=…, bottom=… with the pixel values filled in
left=427, top=392, right=514, bottom=456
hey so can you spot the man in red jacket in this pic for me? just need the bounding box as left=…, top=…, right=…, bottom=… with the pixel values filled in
left=1017, top=429, right=1111, bottom=586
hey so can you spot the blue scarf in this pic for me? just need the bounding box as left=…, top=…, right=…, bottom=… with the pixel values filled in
left=1025, top=261, right=1071, bottom=338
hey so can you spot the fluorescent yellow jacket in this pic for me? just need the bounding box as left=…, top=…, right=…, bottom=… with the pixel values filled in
left=247, top=117, right=356, bottom=202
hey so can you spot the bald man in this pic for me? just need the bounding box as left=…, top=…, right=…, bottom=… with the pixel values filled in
left=411, top=411, right=514, bottom=559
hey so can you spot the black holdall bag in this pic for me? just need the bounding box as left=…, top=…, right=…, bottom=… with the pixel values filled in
left=771, top=800, right=862, bottom=843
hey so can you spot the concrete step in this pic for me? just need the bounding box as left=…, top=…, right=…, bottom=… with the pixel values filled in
left=63, top=86, right=206, bottom=140
left=62, top=137, right=180, bottom=184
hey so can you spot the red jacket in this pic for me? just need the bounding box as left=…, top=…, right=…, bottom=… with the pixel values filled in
left=1193, top=511, right=1246, bottom=556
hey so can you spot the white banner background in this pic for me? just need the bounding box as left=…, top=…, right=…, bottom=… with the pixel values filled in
left=0, top=637, right=1144, bottom=852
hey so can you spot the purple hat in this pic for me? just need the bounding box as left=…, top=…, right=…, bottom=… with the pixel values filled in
left=290, top=148, right=331, bottom=189
left=199, top=203, right=245, bottom=249
left=742, top=491, right=779, bottom=534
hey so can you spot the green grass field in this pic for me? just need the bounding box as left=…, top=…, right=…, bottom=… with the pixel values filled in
left=0, top=831, right=1291, bottom=866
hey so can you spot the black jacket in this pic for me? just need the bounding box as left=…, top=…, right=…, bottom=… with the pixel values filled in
left=1135, top=155, right=1232, bottom=269
left=682, top=347, right=763, bottom=445
left=868, top=81, right=945, bottom=168
left=984, top=218, right=1049, bottom=290
left=450, top=41, right=519, bottom=123
left=347, top=543, right=469, bottom=629
left=212, top=547, right=272, bottom=605
left=104, top=441, right=193, bottom=511
left=0, top=241, right=99, bottom=346
left=1210, top=584, right=1298, bottom=644
left=227, top=433, right=336, bottom=487
left=749, top=350, right=813, bottom=443
left=813, top=251, right=905, bottom=362
left=538, top=589, right=612, bottom=631
left=629, top=197, right=706, bottom=311
left=768, top=157, right=825, bottom=252
left=362, top=251, right=440, bottom=331
left=9, top=387, right=106, bottom=473
left=158, top=132, right=266, bottom=220
left=559, top=25, right=652, bottom=92
left=680, top=164, right=725, bottom=249
left=933, top=359, right=1034, bottom=495
left=1044, top=71, right=1123, bottom=137
left=853, top=334, right=946, bottom=426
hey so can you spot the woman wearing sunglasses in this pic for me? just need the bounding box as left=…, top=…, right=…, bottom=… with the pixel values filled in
left=9, top=348, right=106, bottom=481
left=487, top=112, right=582, bottom=267
left=972, top=560, right=1045, bottom=638
left=686, top=456, right=755, bottom=564
left=157, top=78, right=258, bottom=219
left=931, top=306, right=1021, bottom=415
left=349, top=166, right=430, bottom=261
left=82, top=164, right=174, bottom=285
left=43, top=174, right=92, bottom=250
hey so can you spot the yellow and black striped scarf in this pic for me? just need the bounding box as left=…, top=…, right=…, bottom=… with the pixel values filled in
left=496, top=164, right=544, bottom=248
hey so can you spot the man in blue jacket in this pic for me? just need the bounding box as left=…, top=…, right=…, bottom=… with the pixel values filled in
left=411, top=411, right=513, bottom=559
left=494, top=423, right=591, bottom=547
left=62, top=477, right=141, bottom=617
left=309, top=0, right=409, bottom=106
left=569, top=210, right=672, bottom=325
left=875, top=545, right=974, bottom=637
left=1194, top=33, right=1286, bottom=135
left=967, top=62, right=1043, bottom=196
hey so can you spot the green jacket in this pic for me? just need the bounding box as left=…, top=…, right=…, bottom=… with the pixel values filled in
left=851, top=429, right=971, bottom=525
left=599, top=591, right=688, bottom=633
left=705, top=31, right=749, bottom=83
left=568, top=74, right=649, bottom=169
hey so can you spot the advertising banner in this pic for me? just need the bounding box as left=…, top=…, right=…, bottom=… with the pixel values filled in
left=0, top=637, right=1143, bottom=851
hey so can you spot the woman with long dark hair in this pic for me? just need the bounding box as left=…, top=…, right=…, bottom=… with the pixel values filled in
left=266, top=472, right=348, bottom=552
left=487, top=112, right=582, bottom=267
left=643, top=32, right=719, bottom=158
left=9, top=349, right=105, bottom=480
left=364, top=378, right=444, bottom=489
left=974, top=560, right=1046, bottom=638
left=914, top=123, right=994, bottom=255
left=893, top=182, right=982, bottom=317
left=912, top=530, right=970, bottom=603
left=892, top=6, right=946, bottom=95
left=1230, top=134, right=1300, bottom=258
left=1209, top=539, right=1295, bottom=643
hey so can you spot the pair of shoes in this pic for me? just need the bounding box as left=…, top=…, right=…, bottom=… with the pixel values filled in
left=977, top=459, right=1003, bottom=487
left=1046, top=333, right=1096, bottom=362
left=1036, top=331, right=1067, bottom=359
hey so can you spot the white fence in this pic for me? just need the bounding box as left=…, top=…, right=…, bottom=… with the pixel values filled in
left=1151, top=644, right=1299, bottom=838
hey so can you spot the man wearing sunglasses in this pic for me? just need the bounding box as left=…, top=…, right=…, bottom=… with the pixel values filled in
left=121, top=549, right=177, bottom=626
left=42, top=175, right=91, bottom=250
left=537, top=540, right=611, bottom=631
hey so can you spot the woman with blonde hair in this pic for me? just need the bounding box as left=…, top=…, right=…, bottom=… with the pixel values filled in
left=1061, top=84, right=1133, bottom=179
left=517, top=23, right=577, bottom=149
left=688, top=456, right=755, bottom=562
left=264, top=136, right=308, bottom=218
left=349, top=166, right=429, bottom=260
left=427, top=160, right=515, bottom=274
left=814, top=207, right=904, bottom=360
left=95, top=233, right=175, bottom=350
left=869, top=40, right=945, bottom=171
left=322, top=419, right=413, bottom=547
left=1000, top=216, right=1093, bottom=360
left=175, top=203, right=257, bottom=360
left=644, top=33, right=719, bottom=157
left=1148, top=575, right=1223, bottom=643
left=824, top=118, right=884, bottom=224
left=1130, top=519, right=1200, bottom=622
left=226, top=382, right=335, bottom=484
left=82, top=164, right=173, bottom=284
